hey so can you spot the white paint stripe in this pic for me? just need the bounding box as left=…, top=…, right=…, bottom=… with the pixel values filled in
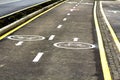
left=15, top=41, right=23, bottom=46
left=63, top=18, right=67, bottom=21
left=0, top=64, right=5, bottom=68
left=73, top=38, right=79, bottom=42
left=32, top=52, right=44, bottom=62
left=48, top=35, right=55, bottom=40
left=70, top=9, right=74, bottom=12
left=75, top=5, right=78, bottom=6
left=67, top=13, right=71, bottom=16
left=57, top=25, right=63, bottom=28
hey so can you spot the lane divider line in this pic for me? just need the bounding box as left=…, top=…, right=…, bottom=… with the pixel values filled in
left=15, top=41, right=24, bottom=46
left=100, top=1, right=120, bottom=52
left=70, top=9, right=73, bottom=12
left=57, top=24, right=63, bottom=29
left=73, top=37, right=79, bottom=42
left=48, top=35, right=55, bottom=40
left=75, top=4, right=78, bottom=6
left=0, top=1, right=66, bottom=40
left=94, top=1, right=112, bottom=80
left=63, top=18, right=67, bottom=21
left=32, top=52, right=44, bottom=63
left=67, top=13, right=71, bottom=16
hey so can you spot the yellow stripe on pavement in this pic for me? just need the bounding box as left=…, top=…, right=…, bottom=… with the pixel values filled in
left=100, top=1, right=120, bottom=53
left=94, top=1, right=112, bottom=80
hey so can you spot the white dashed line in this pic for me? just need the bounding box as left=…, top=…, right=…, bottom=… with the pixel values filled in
left=75, top=5, right=78, bottom=6
left=48, top=35, right=55, bottom=40
left=57, top=25, right=63, bottom=29
left=15, top=41, right=24, bottom=46
left=67, top=13, right=71, bottom=16
left=73, top=38, right=79, bottom=42
left=32, top=52, right=44, bottom=63
left=63, top=18, right=67, bottom=21
left=70, top=9, right=74, bottom=12
left=0, top=64, right=5, bottom=68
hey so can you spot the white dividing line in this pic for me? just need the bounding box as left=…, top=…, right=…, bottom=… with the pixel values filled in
left=70, top=9, right=74, bottom=12
left=32, top=52, right=44, bottom=63
left=75, top=5, right=78, bottom=6
left=73, top=38, right=79, bottom=42
left=57, top=25, right=63, bottom=29
left=67, top=13, right=71, bottom=16
left=15, top=41, right=24, bottom=46
left=48, top=35, right=55, bottom=40
left=0, top=64, right=5, bottom=68
left=63, top=18, right=67, bottom=21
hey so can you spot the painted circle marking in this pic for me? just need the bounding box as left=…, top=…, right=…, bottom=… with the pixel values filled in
left=54, top=42, right=95, bottom=49
left=8, top=35, right=45, bottom=41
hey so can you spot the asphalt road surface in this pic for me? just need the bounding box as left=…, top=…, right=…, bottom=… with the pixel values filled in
left=102, top=1, right=120, bottom=41
left=0, top=0, right=103, bottom=80
left=0, top=0, right=48, bottom=17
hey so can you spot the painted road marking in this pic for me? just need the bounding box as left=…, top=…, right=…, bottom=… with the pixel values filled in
left=8, top=35, right=45, bottom=41
left=54, top=42, right=95, bottom=49
left=15, top=41, right=24, bottom=46
left=70, top=9, right=74, bottom=12
left=73, top=38, right=79, bottom=42
left=75, top=5, right=78, bottom=6
left=0, top=64, right=5, bottom=68
left=107, top=10, right=120, bottom=14
left=63, top=18, right=67, bottom=21
left=100, top=1, right=120, bottom=53
left=94, top=1, right=112, bottom=80
left=67, top=13, right=71, bottom=16
left=66, top=2, right=77, bottom=4
left=57, top=25, right=63, bottom=29
left=48, top=35, right=55, bottom=40
left=32, top=52, right=44, bottom=62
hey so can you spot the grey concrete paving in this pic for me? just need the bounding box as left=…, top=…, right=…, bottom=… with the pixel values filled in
left=0, top=0, right=103, bottom=80
left=0, top=0, right=48, bottom=17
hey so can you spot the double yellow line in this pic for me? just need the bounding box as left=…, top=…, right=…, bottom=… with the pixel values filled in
left=100, top=1, right=120, bottom=53
left=94, top=1, right=112, bottom=80
left=0, top=1, right=66, bottom=40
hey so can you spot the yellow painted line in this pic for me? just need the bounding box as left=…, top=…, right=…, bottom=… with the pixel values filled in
left=100, top=1, right=120, bottom=53
left=94, top=1, right=112, bottom=80
left=0, top=0, right=51, bottom=19
left=0, top=1, right=66, bottom=40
